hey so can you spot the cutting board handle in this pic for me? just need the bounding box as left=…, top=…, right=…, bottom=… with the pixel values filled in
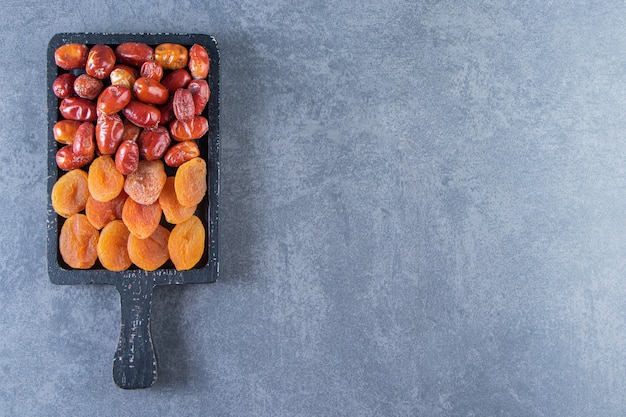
left=113, top=276, right=157, bottom=389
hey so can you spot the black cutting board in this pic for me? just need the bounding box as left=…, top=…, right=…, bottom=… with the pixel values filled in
left=46, top=33, right=219, bottom=389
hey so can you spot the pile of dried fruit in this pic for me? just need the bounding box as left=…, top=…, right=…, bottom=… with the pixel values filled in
left=51, top=41, right=210, bottom=271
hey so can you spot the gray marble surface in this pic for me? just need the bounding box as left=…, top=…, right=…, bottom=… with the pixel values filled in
left=1, top=1, right=625, bottom=415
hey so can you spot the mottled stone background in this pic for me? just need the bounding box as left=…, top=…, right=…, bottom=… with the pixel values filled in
left=1, top=1, right=625, bottom=416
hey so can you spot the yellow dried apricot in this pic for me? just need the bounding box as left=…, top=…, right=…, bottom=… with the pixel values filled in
left=127, top=225, right=170, bottom=271
left=85, top=190, right=127, bottom=230
left=168, top=215, right=205, bottom=271
left=158, top=177, right=196, bottom=224
left=97, top=220, right=132, bottom=271
left=51, top=169, right=89, bottom=218
left=88, top=155, right=125, bottom=202
left=122, top=197, right=162, bottom=239
left=59, top=213, right=99, bottom=269
left=124, top=159, right=167, bottom=205
left=174, top=157, right=206, bottom=207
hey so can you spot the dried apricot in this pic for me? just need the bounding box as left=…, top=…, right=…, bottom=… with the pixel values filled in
left=124, top=159, right=167, bottom=205
left=122, top=197, right=162, bottom=239
left=88, top=155, right=125, bottom=202
left=51, top=169, right=89, bottom=218
left=168, top=215, right=205, bottom=270
left=127, top=225, right=170, bottom=271
left=97, top=220, right=132, bottom=271
left=85, top=190, right=127, bottom=230
left=158, top=177, right=196, bottom=224
left=59, top=213, right=99, bottom=269
left=174, top=157, right=207, bottom=207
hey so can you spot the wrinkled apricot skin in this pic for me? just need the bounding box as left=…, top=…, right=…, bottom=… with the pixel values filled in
left=168, top=216, right=205, bottom=270
left=158, top=177, right=196, bottom=224
left=174, top=157, right=207, bottom=207
left=59, top=97, right=97, bottom=122
left=59, top=214, right=99, bottom=269
left=88, top=155, right=125, bottom=202
left=133, top=77, right=169, bottom=105
left=170, top=116, right=209, bottom=141
left=122, top=197, right=162, bottom=239
left=188, top=44, right=209, bottom=79
left=124, top=159, right=167, bottom=205
left=85, top=190, right=127, bottom=230
left=127, top=225, right=170, bottom=271
left=53, top=120, right=82, bottom=145
left=172, top=88, right=195, bottom=122
left=56, top=145, right=93, bottom=171
left=86, top=44, right=116, bottom=79
left=74, top=74, right=103, bottom=100
left=154, top=43, right=188, bottom=70
left=161, top=69, right=192, bottom=95
left=188, top=80, right=209, bottom=115
left=51, top=169, right=89, bottom=218
left=97, top=220, right=132, bottom=271
left=54, top=44, right=89, bottom=70
left=96, top=113, right=124, bottom=155
left=138, top=126, right=171, bottom=160
left=115, top=42, right=154, bottom=68
left=97, top=85, right=132, bottom=115
left=71, top=122, right=95, bottom=158
left=115, top=140, right=139, bottom=175
left=123, top=100, right=161, bottom=129
left=52, top=73, right=76, bottom=99
left=164, top=141, right=200, bottom=167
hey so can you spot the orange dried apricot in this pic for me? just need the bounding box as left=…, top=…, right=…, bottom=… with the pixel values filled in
left=122, top=197, right=162, bottom=239
left=174, top=157, right=206, bottom=207
left=97, top=220, right=132, bottom=271
left=168, top=215, right=205, bottom=271
left=51, top=169, right=89, bottom=218
left=158, top=177, right=196, bottom=224
left=124, top=159, right=167, bottom=205
left=127, top=225, right=170, bottom=271
left=85, top=190, right=127, bottom=230
left=59, top=213, right=99, bottom=269
left=88, top=155, right=125, bottom=202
